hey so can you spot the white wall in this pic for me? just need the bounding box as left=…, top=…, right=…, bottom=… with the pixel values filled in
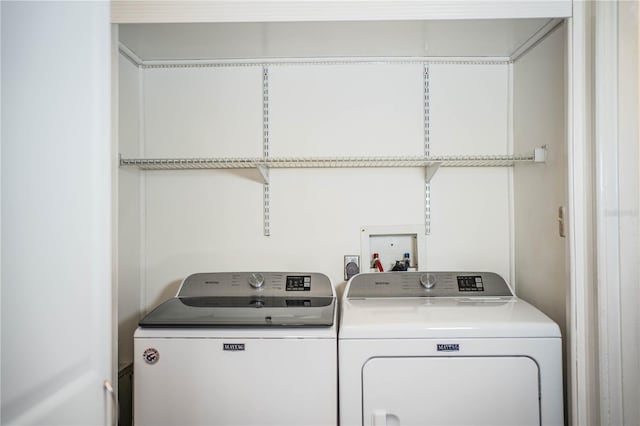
left=513, top=26, right=567, bottom=330
left=512, top=22, right=567, bottom=416
left=118, top=55, right=142, bottom=366
left=120, top=59, right=513, bottom=312
left=428, top=63, right=511, bottom=278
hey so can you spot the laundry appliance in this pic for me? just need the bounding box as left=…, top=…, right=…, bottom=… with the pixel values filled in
left=339, top=271, right=563, bottom=426
left=134, top=272, right=337, bottom=426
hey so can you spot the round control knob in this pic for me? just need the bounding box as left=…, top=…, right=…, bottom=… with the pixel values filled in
left=248, top=273, right=265, bottom=289
left=419, top=273, right=436, bottom=289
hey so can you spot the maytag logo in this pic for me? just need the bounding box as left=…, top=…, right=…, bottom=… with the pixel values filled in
left=437, top=343, right=460, bottom=352
left=223, top=343, right=245, bottom=351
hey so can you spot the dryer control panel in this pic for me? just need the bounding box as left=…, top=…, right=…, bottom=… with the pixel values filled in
left=457, top=275, right=485, bottom=292
left=346, top=271, right=513, bottom=298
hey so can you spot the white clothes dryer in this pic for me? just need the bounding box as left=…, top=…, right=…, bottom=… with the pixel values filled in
left=339, top=271, right=563, bottom=426
left=134, top=272, right=337, bottom=426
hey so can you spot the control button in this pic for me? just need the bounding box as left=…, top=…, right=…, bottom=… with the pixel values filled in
left=419, top=273, right=437, bottom=289
left=248, top=273, right=265, bottom=289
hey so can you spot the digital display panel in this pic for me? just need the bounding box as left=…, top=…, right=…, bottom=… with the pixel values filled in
left=286, top=275, right=311, bottom=291
left=457, top=275, right=484, bottom=292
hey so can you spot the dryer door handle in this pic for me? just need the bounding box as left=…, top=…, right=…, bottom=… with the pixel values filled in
left=372, top=410, right=400, bottom=426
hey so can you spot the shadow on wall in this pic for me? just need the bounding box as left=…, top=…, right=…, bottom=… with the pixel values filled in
left=335, top=280, right=347, bottom=300
left=150, top=279, right=183, bottom=310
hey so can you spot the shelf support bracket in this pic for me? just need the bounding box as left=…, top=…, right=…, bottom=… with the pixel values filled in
left=425, top=163, right=441, bottom=183
left=257, top=165, right=270, bottom=185
left=534, top=145, right=547, bottom=162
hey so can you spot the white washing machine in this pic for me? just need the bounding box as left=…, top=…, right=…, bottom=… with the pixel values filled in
left=134, top=272, right=337, bottom=426
left=339, top=271, right=563, bottom=426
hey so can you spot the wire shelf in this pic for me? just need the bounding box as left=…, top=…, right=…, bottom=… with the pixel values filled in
left=139, top=57, right=512, bottom=70
left=119, top=154, right=538, bottom=170
left=119, top=149, right=544, bottom=237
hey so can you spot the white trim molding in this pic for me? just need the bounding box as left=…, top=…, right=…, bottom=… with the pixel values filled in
left=111, top=1, right=572, bottom=24
left=615, top=2, right=640, bottom=425
left=594, top=2, right=632, bottom=425
left=568, top=2, right=599, bottom=425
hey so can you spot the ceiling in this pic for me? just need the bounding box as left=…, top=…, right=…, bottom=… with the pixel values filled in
left=119, top=18, right=558, bottom=61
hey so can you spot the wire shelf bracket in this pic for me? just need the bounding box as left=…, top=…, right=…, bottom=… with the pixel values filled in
left=425, top=163, right=441, bottom=183
left=256, top=165, right=270, bottom=185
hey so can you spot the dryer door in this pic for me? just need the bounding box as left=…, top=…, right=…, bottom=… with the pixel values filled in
left=362, top=356, right=539, bottom=426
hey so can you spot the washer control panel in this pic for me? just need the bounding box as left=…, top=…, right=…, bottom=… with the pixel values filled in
left=141, top=271, right=336, bottom=327
left=346, top=271, right=513, bottom=298
left=178, top=272, right=333, bottom=297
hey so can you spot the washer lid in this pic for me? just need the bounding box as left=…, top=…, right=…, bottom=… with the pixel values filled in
left=140, top=272, right=336, bottom=327
left=139, top=296, right=336, bottom=327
